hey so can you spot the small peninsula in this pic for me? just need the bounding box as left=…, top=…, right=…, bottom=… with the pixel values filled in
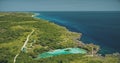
left=0, top=12, right=119, bottom=63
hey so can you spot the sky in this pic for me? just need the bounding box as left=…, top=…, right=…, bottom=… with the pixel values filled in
left=0, top=0, right=120, bottom=11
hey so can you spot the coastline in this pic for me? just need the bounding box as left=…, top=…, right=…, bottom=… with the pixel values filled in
left=32, top=12, right=82, bottom=40
left=32, top=13, right=40, bottom=17
left=32, top=12, right=82, bottom=35
left=32, top=12, right=120, bottom=54
left=32, top=12, right=101, bottom=56
left=0, top=12, right=120, bottom=63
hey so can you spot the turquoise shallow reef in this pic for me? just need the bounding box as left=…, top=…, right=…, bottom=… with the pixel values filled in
left=36, top=48, right=87, bottom=59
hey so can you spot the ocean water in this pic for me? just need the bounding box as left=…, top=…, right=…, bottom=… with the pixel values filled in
left=35, top=11, right=120, bottom=54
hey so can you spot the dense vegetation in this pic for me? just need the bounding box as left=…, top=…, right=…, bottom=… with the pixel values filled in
left=0, top=12, right=119, bottom=63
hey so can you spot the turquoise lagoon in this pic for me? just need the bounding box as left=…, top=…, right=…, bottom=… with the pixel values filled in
left=36, top=48, right=87, bottom=59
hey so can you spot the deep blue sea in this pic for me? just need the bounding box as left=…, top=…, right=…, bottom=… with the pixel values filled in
left=35, top=11, right=120, bottom=54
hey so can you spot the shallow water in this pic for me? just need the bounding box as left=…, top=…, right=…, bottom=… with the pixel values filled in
left=36, top=48, right=87, bottom=59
